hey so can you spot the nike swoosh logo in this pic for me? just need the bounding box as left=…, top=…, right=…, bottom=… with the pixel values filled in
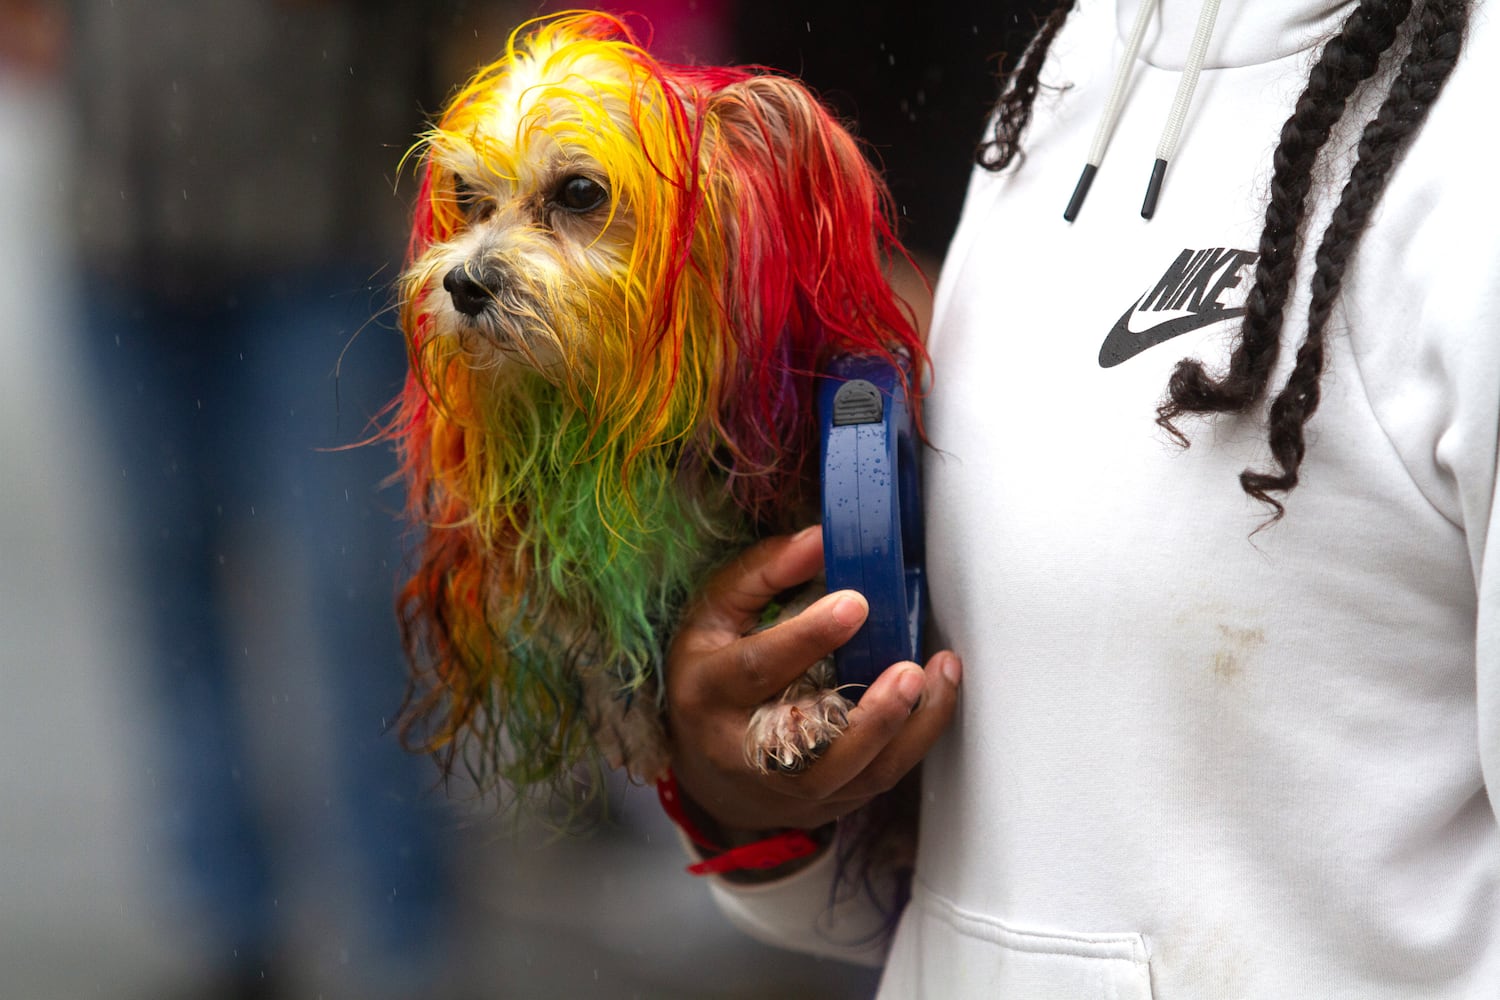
left=1097, top=297, right=1246, bottom=368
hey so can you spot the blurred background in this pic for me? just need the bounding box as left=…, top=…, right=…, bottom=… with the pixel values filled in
left=0, top=1, right=1043, bottom=997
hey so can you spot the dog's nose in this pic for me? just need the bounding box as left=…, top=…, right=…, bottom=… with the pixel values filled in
left=443, top=264, right=502, bottom=317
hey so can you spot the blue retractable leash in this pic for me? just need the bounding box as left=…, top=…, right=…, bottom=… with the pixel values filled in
left=817, top=354, right=926, bottom=700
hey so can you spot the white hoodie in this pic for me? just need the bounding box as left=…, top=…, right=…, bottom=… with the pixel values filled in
left=708, top=2, right=1500, bottom=996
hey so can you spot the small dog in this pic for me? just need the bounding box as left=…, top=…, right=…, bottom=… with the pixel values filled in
left=391, top=13, right=925, bottom=797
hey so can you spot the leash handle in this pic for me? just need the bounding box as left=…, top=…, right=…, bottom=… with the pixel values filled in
left=817, top=355, right=925, bottom=699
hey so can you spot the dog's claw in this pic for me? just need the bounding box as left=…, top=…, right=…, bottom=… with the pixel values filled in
left=745, top=687, right=853, bottom=775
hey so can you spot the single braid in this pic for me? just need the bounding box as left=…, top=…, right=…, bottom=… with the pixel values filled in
left=1242, top=0, right=1469, bottom=518
left=976, top=0, right=1076, bottom=172
left=1156, top=0, right=1414, bottom=446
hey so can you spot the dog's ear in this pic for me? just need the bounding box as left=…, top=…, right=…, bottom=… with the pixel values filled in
left=705, top=74, right=882, bottom=299
left=706, top=73, right=875, bottom=201
left=702, top=73, right=905, bottom=354
left=696, top=73, right=920, bottom=529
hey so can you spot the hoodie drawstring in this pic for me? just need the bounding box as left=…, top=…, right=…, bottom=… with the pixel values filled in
left=1064, top=0, right=1223, bottom=222
left=1064, top=0, right=1156, bottom=222
left=1143, top=0, right=1222, bottom=218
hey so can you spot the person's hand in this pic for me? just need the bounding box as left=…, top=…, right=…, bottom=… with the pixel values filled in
left=666, top=525, right=962, bottom=836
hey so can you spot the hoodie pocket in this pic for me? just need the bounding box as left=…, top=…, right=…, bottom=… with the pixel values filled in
left=877, top=881, right=1155, bottom=999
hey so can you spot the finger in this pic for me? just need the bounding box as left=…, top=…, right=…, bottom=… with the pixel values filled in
left=771, top=650, right=962, bottom=803
left=696, top=589, right=869, bottom=707
left=698, top=525, right=826, bottom=633
left=838, top=650, right=963, bottom=800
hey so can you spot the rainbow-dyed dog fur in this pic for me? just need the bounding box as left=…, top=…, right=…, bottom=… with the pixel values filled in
left=391, top=12, right=925, bottom=797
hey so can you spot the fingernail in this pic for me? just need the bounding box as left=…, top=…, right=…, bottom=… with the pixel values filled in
left=941, top=652, right=963, bottom=686
left=792, top=524, right=820, bottom=542
left=830, top=592, right=866, bottom=629
left=897, top=668, right=923, bottom=705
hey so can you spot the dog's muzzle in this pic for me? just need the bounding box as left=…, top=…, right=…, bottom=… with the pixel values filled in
left=443, top=263, right=505, bottom=317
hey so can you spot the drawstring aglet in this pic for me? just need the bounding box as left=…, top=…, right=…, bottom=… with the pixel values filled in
left=1064, top=163, right=1099, bottom=222
left=1141, top=158, right=1168, bottom=218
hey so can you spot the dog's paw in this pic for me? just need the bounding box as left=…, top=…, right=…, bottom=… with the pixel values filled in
left=743, top=686, right=853, bottom=774
left=611, top=740, right=671, bottom=786
left=584, top=670, right=671, bottom=785
left=596, top=708, right=671, bottom=785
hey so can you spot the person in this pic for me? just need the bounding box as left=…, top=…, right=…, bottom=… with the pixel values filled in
left=664, top=1, right=1500, bottom=996
left=69, top=4, right=462, bottom=995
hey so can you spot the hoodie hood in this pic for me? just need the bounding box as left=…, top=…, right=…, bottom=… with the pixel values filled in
left=1121, top=0, right=1359, bottom=70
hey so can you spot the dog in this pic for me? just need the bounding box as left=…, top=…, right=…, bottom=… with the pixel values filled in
left=390, top=12, right=926, bottom=800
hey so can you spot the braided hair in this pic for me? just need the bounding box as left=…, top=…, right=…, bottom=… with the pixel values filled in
left=978, top=0, right=1471, bottom=523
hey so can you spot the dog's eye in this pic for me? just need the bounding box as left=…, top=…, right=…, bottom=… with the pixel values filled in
left=554, top=175, right=608, bottom=213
